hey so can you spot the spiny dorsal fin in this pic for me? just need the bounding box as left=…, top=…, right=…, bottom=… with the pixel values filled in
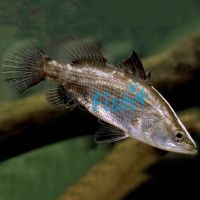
left=65, top=42, right=107, bottom=66
left=121, top=51, right=151, bottom=83
left=145, top=71, right=152, bottom=84
left=45, top=84, right=78, bottom=111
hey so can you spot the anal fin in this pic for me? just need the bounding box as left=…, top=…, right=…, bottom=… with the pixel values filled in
left=94, top=121, right=128, bottom=143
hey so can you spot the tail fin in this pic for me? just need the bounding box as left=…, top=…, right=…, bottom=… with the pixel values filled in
left=1, top=40, right=50, bottom=94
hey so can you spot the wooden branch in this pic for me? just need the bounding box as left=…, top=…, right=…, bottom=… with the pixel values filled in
left=59, top=139, right=159, bottom=200
left=0, top=95, right=98, bottom=161
left=58, top=108, right=200, bottom=200
left=143, top=31, right=200, bottom=90
left=0, top=95, right=53, bottom=137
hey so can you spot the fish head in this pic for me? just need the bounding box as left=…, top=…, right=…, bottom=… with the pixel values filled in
left=137, top=87, right=198, bottom=155
left=145, top=114, right=197, bottom=155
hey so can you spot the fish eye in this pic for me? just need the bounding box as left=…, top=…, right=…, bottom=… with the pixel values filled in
left=174, top=132, right=185, bottom=143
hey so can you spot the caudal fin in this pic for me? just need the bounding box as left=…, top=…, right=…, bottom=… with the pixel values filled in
left=1, top=40, right=50, bottom=94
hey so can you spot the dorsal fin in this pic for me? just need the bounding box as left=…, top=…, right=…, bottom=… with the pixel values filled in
left=65, top=42, right=107, bottom=66
left=121, top=51, right=151, bottom=83
left=145, top=71, right=152, bottom=84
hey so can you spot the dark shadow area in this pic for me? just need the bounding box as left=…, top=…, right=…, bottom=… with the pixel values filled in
left=124, top=134, right=200, bottom=199
left=0, top=108, right=99, bottom=162
left=159, top=72, right=200, bottom=111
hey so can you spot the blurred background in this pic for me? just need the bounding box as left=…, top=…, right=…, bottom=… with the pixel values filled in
left=0, top=0, right=200, bottom=200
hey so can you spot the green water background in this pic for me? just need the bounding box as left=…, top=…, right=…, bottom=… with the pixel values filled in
left=0, top=0, right=200, bottom=199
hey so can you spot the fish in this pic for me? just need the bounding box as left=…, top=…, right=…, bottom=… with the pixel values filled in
left=1, top=40, right=197, bottom=154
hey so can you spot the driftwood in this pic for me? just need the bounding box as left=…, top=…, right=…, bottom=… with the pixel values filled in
left=0, top=31, right=200, bottom=160
left=0, top=96, right=98, bottom=160
left=143, top=31, right=200, bottom=90
left=58, top=108, right=200, bottom=200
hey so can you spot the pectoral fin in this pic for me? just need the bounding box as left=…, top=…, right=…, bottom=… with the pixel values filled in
left=45, top=83, right=78, bottom=111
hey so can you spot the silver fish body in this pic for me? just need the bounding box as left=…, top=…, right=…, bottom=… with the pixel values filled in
left=1, top=40, right=197, bottom=154
left=45, top=61, right=197, bottom=154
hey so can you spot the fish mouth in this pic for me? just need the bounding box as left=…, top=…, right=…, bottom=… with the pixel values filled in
left=187, top=148, right=198, bottom=155
left=181, top=144, right=198, bottom=155
left=163, top=146, right=198, bottom=155
left=165, top=143, right=198, bottom=155
left=184, top=138, right=198, bottom=155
